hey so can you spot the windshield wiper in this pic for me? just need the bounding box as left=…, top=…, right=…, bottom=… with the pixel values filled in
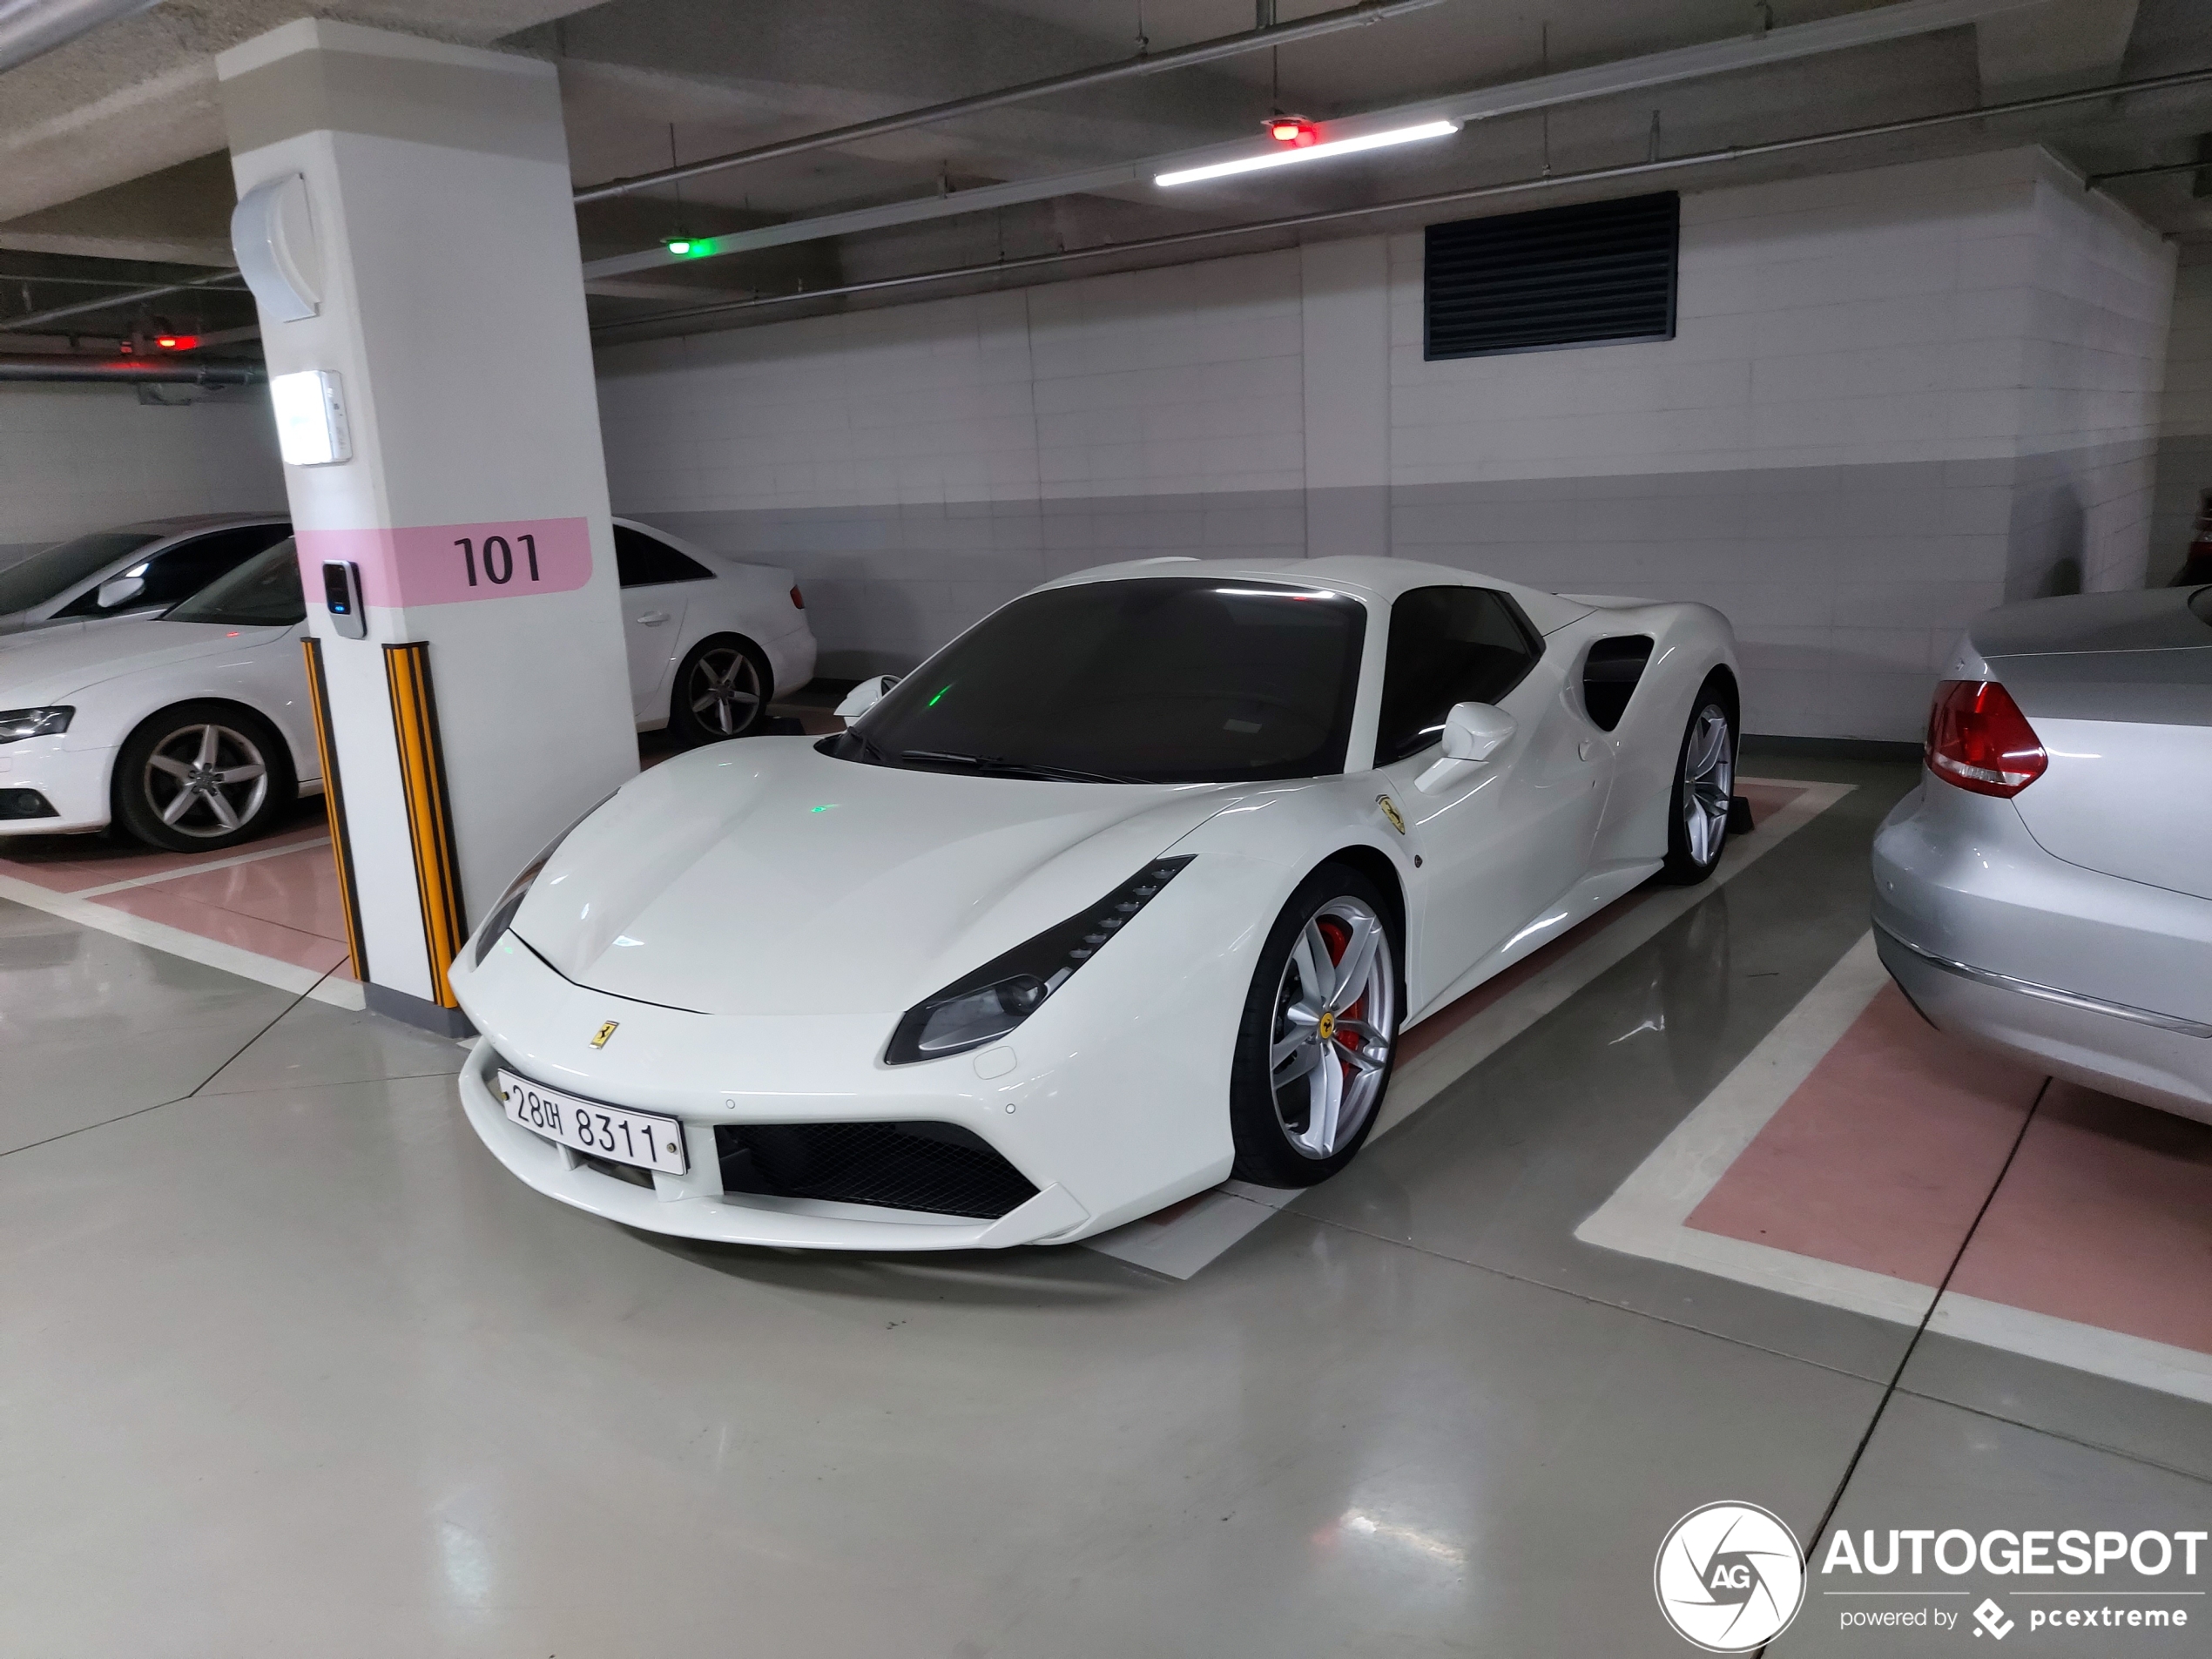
left=899, top=749, right=1139, bottom=785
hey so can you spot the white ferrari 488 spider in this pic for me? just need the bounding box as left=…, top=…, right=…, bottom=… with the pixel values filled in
left=450, top=556, right=1740, bottom=1250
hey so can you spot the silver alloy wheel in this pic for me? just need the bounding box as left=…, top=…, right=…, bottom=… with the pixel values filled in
left=686, top=644, right=763, bottom=736
left=1682, top=703, right=1734, bottom=867
left=1268, top=895, right=1397, bottom=1159
left=142, top=723, right=269, bottom=838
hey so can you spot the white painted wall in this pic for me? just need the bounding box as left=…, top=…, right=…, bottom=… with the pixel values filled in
left=0, top=384, right=285, bottom=564
left=2150, top=242, right=2212, bottom=580
left=597, top=145, right=2177, bottom=741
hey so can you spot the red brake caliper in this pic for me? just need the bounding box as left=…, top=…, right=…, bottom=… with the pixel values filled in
left=1316, top=917, right=1364, bottom=1072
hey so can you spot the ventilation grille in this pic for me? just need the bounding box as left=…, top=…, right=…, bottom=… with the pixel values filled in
left=1425, top=192, right=1678, bottom=361
left=1582, top=635, right=1655, bottom=732
left=716, top=1121, right=1040, bottom=1220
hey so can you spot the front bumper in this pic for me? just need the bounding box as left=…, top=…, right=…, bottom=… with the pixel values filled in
left=449, top=924, right=1240, bottom=1249
left=1871, top=779, right=2212, bottom=1123
left=0, top=737, right=112, bottom=834
left=457, top=1041, right=1091, bottom=1248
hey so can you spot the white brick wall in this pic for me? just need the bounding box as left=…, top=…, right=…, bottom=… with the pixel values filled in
left=0, top=385, right=287, bottom=563
left=597, top=146, right=2178, bottom=740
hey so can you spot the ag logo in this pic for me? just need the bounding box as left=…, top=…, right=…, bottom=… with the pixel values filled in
left=590, top=1021, right=619, bottom=1049
left=1654, top=1501, right=1806, bottom=1652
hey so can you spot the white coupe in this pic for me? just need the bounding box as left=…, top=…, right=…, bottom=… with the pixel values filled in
left=0, top=520, right=815, bottom=848
left=450, top=556, right=1740, bottom=1250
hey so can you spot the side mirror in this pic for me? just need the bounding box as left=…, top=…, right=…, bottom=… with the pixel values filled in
left=97, top=575, right=146, bottom=610
left=834, top=673, right=900, bottom=721
left=1416, top=702, right=1516, bottom=792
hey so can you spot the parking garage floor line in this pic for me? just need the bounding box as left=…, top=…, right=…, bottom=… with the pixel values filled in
left=1579, top=935, right=2212, bottom=1403
left=1084, top=777, right=1851, bottom=1279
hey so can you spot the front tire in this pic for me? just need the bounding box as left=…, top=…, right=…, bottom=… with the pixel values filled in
left=112, top=701, right=295, bottom=852
left=1229, top=863, right=1404, bottom=1187
left=1658, top=677, right=1737, bottom=885
left=670, top=635, right=772, bottom=745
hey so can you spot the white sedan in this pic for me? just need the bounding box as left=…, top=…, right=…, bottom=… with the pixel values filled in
left=0, top=520, right=815, bottom=849
left=449, top=556, right=1740, bottom=1250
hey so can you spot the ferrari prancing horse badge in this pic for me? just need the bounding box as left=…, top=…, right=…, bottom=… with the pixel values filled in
left=1376, top=795, right=1406, bottom=836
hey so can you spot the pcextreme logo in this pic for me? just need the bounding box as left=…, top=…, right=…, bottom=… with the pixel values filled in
left=1656, top=1501, right=1808, bottom=1652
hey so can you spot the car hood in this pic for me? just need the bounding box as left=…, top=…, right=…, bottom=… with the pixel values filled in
left=0, top=618, right=285, bottom=701
left=511, top=738, right=1258, bottom=1016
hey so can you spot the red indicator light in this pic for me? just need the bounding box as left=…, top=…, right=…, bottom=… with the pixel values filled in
left=155, top=334, right=199, bottom=350
left=1268, top=118, right=1318, bottom=146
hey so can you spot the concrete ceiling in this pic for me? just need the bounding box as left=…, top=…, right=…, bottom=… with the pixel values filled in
left=2, top=0, right=2209, bottom=346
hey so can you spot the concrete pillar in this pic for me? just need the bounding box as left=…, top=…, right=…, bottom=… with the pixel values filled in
left=218, top=19, right=637, bottom=1033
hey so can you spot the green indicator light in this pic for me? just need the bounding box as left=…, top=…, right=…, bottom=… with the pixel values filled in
left=664, top=238, right=693, bottom=256
left=810, top=803, right=838, bottom=813
left=927, top=683, right=953, bottom=706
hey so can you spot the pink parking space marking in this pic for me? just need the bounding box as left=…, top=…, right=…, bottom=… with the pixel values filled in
left=1400, top=779, right=1807, bottom=1065
left=0, top=819, right=330, bottom=894
left=1948, top=1082, right=2212, bottom=1357
left=1683, top=984, right=2043, bottom=1285
left=91, top=848, right=352, bottom=976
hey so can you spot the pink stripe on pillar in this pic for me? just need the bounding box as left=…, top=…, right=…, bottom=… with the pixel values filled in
left=296, top=517, right=593, bottom=608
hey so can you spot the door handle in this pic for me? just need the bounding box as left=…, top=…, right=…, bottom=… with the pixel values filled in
left=636, top=611, right=670, bottom=625
left=1577, top=738, right=1596, bottom=762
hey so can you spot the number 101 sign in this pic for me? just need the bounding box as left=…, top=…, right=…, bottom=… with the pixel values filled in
left=297, top=516, right=594, bottom=610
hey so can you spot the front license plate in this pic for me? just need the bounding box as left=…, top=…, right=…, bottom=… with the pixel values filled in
left=497, top=1069, right=688, bottom=1175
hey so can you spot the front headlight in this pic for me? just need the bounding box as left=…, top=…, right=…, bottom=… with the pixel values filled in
left=0, top=706, right=71, bottom=744
left=886, top=855, right=1193, bottom=1063
left=469, top=790, right=617, bottom=967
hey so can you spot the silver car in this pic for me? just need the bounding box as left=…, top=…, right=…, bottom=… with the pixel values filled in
left=0, top=515, right=292, bottom=637
left=1872, top=585, right=2212, bottom=1125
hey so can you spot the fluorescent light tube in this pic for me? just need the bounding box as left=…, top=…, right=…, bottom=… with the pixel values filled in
left=1156, top=119, right=1459, bottom=187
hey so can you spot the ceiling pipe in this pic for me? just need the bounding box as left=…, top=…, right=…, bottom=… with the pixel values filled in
left=0, top=268, right=248, bottom=336
left=579, top=0, right=2052, bottom=280
left=0, top=0, right=161, bottom=76
left=591, top=63, right=2212, bottom=341
left=0, top=353, right=265, bottom=383
left=570, top=0, right=1446, bottom=206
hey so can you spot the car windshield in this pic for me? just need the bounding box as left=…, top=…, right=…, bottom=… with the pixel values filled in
left=165, top=537, right=306, bottom=627
left=0, top=530, right=161, bottom=615
left=821, top=577, right=1367, bottom=784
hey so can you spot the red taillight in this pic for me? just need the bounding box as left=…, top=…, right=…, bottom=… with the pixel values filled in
left=1925, top=679, right=2047, bottom=797
left=789, top=585, right=805, bottom=610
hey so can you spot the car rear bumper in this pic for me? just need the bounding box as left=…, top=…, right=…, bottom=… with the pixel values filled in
left=0, top=738, right=111, bottom=834
left=1872, top=778, right=2212, bottom=1123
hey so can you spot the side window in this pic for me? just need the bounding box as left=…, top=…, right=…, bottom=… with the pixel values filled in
left=614, top=525, right=712, bottom=589
left=55, top=523, right=289, bottom=617
left=1581, top=635, right=1655, bottom=732
left=1377, top=586, right=1542, bottom=765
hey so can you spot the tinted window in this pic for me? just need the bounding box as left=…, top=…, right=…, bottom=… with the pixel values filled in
left=166, top=538, right=305, bottom=628
left=0, top=530, right=160, bottom=615
left=54, top=523, right=289, bottom=617
left=824, top=577, right=1367, bottom=785
left=615, top=525, right=712, bottom=588
left=1377, top=586, right=1541, bottom=764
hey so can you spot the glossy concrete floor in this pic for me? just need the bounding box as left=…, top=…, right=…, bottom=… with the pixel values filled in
left=3, top=752, right=2208, bottom=1657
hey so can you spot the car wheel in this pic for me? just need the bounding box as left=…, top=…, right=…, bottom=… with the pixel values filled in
left=1229, top=862, right=1403, bottom=1187
left=112, top=700, right=295, bottom=852
left=1658, top=676, right=1737, bottom=886
left=670, top=635, right=772, bottom=745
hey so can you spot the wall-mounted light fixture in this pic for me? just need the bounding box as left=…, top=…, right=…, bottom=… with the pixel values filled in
left=269, top=369, right=352, bottom=467
left=1156, top=119, right=1459, bottom=187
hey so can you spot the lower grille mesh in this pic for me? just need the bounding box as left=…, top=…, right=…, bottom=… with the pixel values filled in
left=715, top=1121, right=1039, bottom=1221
